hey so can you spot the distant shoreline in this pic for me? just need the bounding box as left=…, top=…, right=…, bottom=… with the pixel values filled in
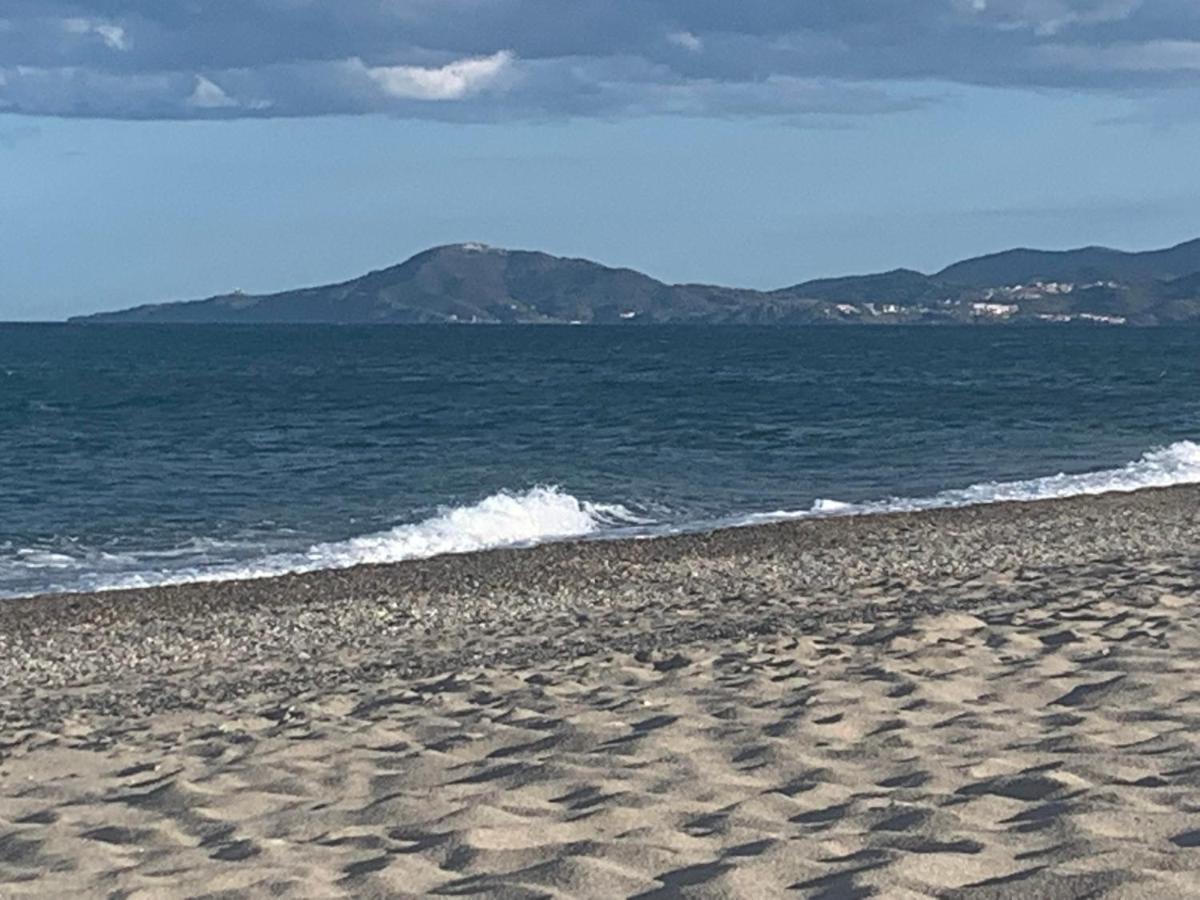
left=4, top=319, right=1197, bottom=328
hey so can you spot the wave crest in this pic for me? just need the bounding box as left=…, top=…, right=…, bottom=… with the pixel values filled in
left=301, top=486, right=641, bottom=569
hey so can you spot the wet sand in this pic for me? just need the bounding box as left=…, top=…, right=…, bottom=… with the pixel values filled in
left=2, top=486, right=1200, bottom=897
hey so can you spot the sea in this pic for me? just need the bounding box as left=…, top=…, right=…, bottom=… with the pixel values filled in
left=2, top=323, right=1199, bottom=599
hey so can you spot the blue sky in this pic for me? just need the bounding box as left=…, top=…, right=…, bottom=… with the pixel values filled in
left=2, top=1, right=1200, bottom=320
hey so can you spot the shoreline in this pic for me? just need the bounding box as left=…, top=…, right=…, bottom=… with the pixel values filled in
left=9, top=480, right=1200, bottom=614
left=7, top=434, right=1198, bottom=605
left=3, top=482, right=1200, bottom=724
left=6, top=478, right=1200, bottom=609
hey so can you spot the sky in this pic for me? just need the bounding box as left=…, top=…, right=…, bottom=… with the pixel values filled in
left=2, top=1, right=1200, bottom=320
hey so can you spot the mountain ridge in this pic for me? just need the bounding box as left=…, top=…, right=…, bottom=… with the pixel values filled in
left=72, top=237, right=1200, bottom=326
left=934, top=237, right=1200, bottom=287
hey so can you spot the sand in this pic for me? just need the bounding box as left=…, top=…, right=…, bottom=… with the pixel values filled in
left=2, top=486, right=1200, bottom=897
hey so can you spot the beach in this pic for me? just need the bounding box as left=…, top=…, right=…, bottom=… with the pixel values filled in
left=3, top=484, right=1200, bottom=897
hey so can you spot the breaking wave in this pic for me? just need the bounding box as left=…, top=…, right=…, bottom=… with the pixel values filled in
left=300, top=486, right=643, bottom=569
left=1, top=487, right=646, bottom=597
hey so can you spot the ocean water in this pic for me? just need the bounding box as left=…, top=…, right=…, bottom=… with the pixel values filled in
left=2, top=323, right=1199, bottom=598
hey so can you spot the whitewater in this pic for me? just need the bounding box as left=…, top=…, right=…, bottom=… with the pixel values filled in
left=5, top=440, right=1199, bottom=599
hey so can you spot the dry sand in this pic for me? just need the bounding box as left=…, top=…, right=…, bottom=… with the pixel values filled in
left=3, top=486, right=1200, bottom=898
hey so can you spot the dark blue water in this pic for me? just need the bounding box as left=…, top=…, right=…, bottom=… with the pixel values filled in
left=3, top=324, right=1199, bottom=597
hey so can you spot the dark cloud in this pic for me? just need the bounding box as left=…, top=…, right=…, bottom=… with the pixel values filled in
left=0, top=1, right=1197, bottom=119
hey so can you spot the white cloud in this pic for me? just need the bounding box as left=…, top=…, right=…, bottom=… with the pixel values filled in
left=365, top=50, right=515, bottom=100
left=667, top=31, right=703, bottom=52
left=188, top=75, right=238, bottom=109
left=61, top=17, right=130, bottom=51
left=95, top=25, right=130, bottom=52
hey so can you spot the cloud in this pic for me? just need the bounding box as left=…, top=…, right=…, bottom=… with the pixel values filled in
left=363, top=50, right=515, bottom=100
left=0, top=1, right=1198, bottom=120
left=1038, top=38, right=1200, bottom=72
left=187, top=75, right=238, bottom=110
left=94, top=25, right=130, bottom=52
left=960, top=0, right=1143, bottom=35
left=61, top=17, right=131, bottom=51
left=667, top=31, right=704, bottom=53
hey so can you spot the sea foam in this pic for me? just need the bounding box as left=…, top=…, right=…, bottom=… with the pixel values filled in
left=739, top=439, right=1200, bottom=525
left=5, top=487, right=643, bottom=596
left=299, top=486, right=642, bottom=569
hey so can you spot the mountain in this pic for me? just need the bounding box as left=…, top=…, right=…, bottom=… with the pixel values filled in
left=73, top=243, right=830, bottom=326
left=1165, top=270, right=1200, bottom=298
left=72, top=237, right=1200, bottom=326
left=936, top=238, right=1200, bottom=287
left=776, top=269, right=943, bottom=304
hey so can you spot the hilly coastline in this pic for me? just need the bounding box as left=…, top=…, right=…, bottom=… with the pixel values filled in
left=73, top=237, right=1200, bottom=326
